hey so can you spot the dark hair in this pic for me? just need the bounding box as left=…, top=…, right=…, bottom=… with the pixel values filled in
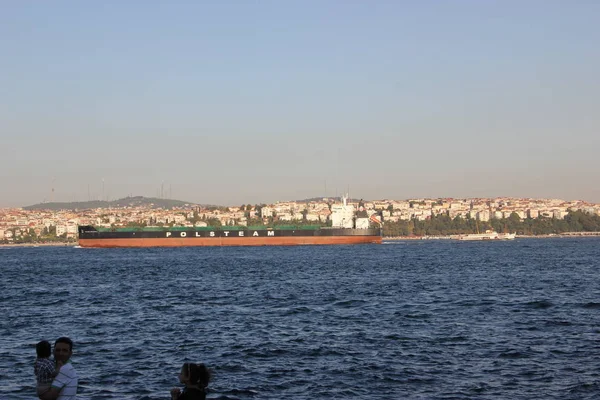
left=36, top=340, right=51, bottom=358
left=55, top=337, right=73, bottom=351
left=183, top=362, right=211, bottom=388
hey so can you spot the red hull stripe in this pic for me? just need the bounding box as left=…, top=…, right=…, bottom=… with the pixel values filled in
left=79, top=236, right=382, bottom=248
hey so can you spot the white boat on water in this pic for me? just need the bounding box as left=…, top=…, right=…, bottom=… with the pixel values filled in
left=458, top=230, right=516, bottom=241
left=497, top=232, right=516, bottom=240
left=459, top=230, right=499, bottom=241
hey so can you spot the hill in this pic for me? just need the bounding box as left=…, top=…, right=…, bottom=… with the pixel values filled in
left=23, top=196, right=197, bottom=211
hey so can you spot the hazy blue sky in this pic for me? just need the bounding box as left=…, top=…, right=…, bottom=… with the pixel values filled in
left=2, top=1, right=599, bottom=207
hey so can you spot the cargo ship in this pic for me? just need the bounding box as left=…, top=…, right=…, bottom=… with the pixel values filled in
left=77, top=195, right=382, bottom=248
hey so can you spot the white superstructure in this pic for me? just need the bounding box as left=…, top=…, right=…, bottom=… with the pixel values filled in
left=331, top=194, right=355, bottom=228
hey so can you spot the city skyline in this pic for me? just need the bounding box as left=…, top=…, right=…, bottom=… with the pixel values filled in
left=4, top=181, right=600, bottom=208
left=2, top=1, right=599, bottom=207
left=8, top=189, right=600, bottom=210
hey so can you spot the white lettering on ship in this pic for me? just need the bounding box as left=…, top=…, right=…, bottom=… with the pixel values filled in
left=167, top=230, right=281, bottom=238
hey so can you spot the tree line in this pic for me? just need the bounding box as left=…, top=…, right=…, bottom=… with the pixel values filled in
left=381, top=210, right=600, bottom=236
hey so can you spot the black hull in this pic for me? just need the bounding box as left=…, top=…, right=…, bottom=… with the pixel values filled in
left=77, top=225, right=382, bottom=247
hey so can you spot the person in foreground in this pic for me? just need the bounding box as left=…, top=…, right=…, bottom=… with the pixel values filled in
left=170, top=362, right=211, bottom=400
left=34, top=340, right=59, bottom=397
left=40, top=337, right=78, bottom=400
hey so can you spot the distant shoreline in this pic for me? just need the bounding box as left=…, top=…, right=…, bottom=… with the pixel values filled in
left=385, top=233, right=600, bottom=241
left=2, top=234, right=599, bottom=247
left=0, top=242, right=75, bottom=248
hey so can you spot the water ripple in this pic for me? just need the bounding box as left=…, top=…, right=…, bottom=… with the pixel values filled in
left=1, top=239, right=600, bottom=399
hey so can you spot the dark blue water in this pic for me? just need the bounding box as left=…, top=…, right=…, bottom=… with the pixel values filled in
left=2, top=238, right=600, bottom=399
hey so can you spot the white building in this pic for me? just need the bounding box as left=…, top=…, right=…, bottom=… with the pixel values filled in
left=449, top=210, right=467, bottom=219
left=14, top=218, right=28, bottom=226
left=393, top=201, right=410, bottom=210
left=553, top=209, right=568, bottom=219
left=450, top=202, right=463, bottom=210
left=292, top=213, right=303, bottom=221
left=528, top=209, right=539, bottom=219
left=306, top=213, right=320, bottom=222
left=173, top=215, right=186, bottom=224
left=278, top=213, right=293, bottom=221
left=319, top=212, right=329, bottom=223
left=477, top=210, right=490, bottom=222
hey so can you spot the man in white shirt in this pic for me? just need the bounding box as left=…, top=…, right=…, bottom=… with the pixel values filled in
left=40, top=337, right=78, bottom=400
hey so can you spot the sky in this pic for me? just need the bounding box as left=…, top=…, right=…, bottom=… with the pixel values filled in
left=1, top=1, right=599, bottom=207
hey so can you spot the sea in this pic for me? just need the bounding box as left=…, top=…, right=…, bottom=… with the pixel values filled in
left=1, top=238, right=600, bottom=400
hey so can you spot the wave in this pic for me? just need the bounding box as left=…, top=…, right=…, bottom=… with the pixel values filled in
left=524, top=300, right=554, bottom=309
left=582, top=302, right=600, bottom=309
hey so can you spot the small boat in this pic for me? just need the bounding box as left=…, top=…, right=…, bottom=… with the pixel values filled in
left=458, top=230, right=499, bottom=241
left=497, top=232, right=516, bottom=240
left=458, top=230, right=516, bottom=241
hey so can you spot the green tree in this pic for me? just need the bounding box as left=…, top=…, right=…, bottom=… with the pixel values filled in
left=206, top=218, right=222, bottom=227
left=379, top=210, right=600, bottom=237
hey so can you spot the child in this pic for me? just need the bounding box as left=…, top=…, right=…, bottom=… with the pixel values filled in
left=170, top=362, right=211, bottom=400
left=34, top=340, right=56, bottom=397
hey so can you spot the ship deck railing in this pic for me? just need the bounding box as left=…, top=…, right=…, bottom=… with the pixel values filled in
left=93, top=225, right=327, bottom=232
